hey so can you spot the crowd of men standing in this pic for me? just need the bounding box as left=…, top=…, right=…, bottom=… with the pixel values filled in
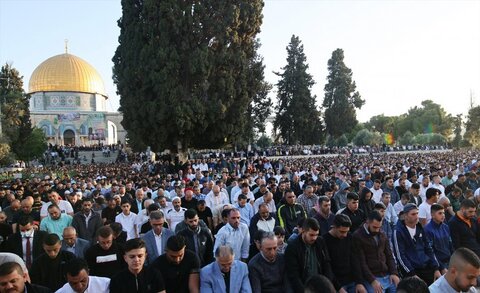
left=0, top=150, right=479, bottom=292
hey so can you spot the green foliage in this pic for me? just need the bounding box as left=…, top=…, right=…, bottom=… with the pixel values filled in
left=273, top=35, right=323, bottom=145
left=14, top=128, right=47, bottom=163
left=336, top=134, right=348, bottom=147
left=352, top=129, right=372, bottom=146
left=0, top=140, right=11, bottom=164
left=236, top=40, right=272, bottom=146
left=323, top=49, right=364, bottom=138
left=398, top=131, right=415, bottom=146
left=464, top=106, right=480, bottom=148
left=325, top=135, right=335, bottom=147
left=0, top=63, right=34, bottom=161
left=413, top=133, right=447, bottom=145
left=256, top=134, right=272, bottom=149
left=452, top=114, right=462, bottom=148
left=371, top=132, right=384, bottom=146
left=364, top=115, right=396, bottom=134
left=113, top=0, right=264, bottom=153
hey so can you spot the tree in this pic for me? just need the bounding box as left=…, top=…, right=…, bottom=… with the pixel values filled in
left=273, top=35, right=323, bottom=145
left=465, top=106, right=480, bottom=148
left=0, top=63, right=33, bottom=159
left=256, top=134, right=272, bottom=149
left=352, top=129, right=373, bottom=146
left=398, top=131, right=415, bottom=146
left=323, top=49, right=364, bottom=138
left=113, top=0, right=264, bottom=154
left=452, top=114, right=462, bottom=148
left=14, top=128, right=47, bottom=164
left=236, top=39, right=272, bottom=147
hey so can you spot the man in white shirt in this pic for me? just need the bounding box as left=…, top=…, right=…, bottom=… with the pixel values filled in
left=40, top=191, right=74, bottom=219
left=418, top=188, right=440, bottom=226
left=419, top=175, right=432, bottom=203
left=253, top=192, right=276, bottom=213
left=166, top=197, right=186, bottom=232
left=429, top=247, right=480, bottom=293
left=370, top=180, right=383, bottom=203
left=431, top=175, right=446, bottom=199
left=204, top=186, right=229, bottom=210
left=232, top=183, right=255, bottom=204
left=56, top=258, right=110, bottom=293
left=115, top=200, right=137, bottom=240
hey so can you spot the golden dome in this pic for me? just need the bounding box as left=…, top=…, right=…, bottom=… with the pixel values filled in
left=28, top=53, right=107, bottom=97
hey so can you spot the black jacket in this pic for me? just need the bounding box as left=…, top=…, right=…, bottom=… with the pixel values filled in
left=284, top=234, right=333, bottom=292
left=25, top=282, right=52, bottom=293
left=2, top=230, right=48, bottom=261
left=177, top=226, right=214, bottom=267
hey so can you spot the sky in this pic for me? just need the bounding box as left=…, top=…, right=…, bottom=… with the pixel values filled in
left=1, top=0, right=479, bottom=123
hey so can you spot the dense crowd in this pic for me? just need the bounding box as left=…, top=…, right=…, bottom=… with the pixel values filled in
left=0, top=150, right=479, bottom=292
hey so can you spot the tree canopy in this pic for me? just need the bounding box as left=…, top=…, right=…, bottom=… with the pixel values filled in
left=323, top=48, right=364, bottom=138
left=0, top=63, right=46, bottom=164
left=113, top=0, right=265, bottom=153
left=465, top=106, right=480, bottom=148
left=273, top=35, right=323, bottom=145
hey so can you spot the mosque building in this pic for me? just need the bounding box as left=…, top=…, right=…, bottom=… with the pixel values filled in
left=27, top=48, right=125, bottom=146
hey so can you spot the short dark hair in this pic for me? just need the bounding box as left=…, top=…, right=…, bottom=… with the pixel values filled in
left=65, top=258, right=89, bottom=277
left=221, top=208, right=231, bottom=219
left=461, top=198, right=477, bottom=209
left=47, top=204, right=60, bottom=211
left=367, top=210, right=383, bottom=222
left=318, top=196, right=330, bottom=205
left=43, top=233, right=60, bottom=246
left=184, top=209, right=197, bottom=220
left=346, top=192, right=359, bottom=201
left=273, top=226, right=285, bottom=236
left=82, top=198, right=93, bottom=204
left=426, top=188, right=439, bottom=200
left=302, top=218, right=320, bottom=232
left=17, top=216, right=33, bottom=226
left=411, top=183, right=420, bottom=190
left=333, top=214, right=352, bottom=228
left=124, top=238, right=146, bottom=253
left=0, top=262, right=23, bottom=277
left=96, top=226, right=114, bottom=238
left=304, top=275, right=335, bottom=293
left=451, top=247, right=480, bottom=269
left=430, top=203, right=444, bottom=214
left=166, top=235, right=186, bottom=252
left=121, top=199, right=131, bottom=206
left=237, top=193, right=248, bottom=201
left=396, top=276, right=429, bottom=293
left=109, top=222, right=123, bottom=235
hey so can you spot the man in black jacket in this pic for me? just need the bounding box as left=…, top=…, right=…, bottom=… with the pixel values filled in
left=0, top=262, right=51, bottom=293
left=284, top=218, right=333, bottom=292
left=3, top=216, right=47, bottom=269
left=30, top=233, right=76, bottom=291
left=177, top=209, right=214, bottom=267
left=324, top=214, right=366, bottom=292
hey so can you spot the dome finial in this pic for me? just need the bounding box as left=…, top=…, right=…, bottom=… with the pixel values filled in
left=64, top=39, right=69, bottom=54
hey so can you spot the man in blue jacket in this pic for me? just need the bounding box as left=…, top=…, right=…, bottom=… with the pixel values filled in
left=393, top=203, right=441, bottom=285
left=424, top=203, right=454, bottom=273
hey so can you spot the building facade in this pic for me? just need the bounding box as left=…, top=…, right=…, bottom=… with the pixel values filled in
left=27, top=52, right=125, bottom=146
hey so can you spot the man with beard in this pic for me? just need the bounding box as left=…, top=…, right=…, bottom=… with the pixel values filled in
left=284, top=218, right=333, bottom=292
left=353, top=210, right=399, bottom=293
left=177, top=209, right=214, bottom=267
left=311, top=196, right=335, bottom=235
left=248, top=232, right=287, bottom=292
left=429, top=247, right=480, bottom=293
left=448, top=199, right=480, bottom=257
left=151, top=235, right=200, bottom=293
left=0, top=262, right=51, bottom=293
left=39, top=205, right=72, bottom=239
left=72, top=198, right=103, bottom=244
